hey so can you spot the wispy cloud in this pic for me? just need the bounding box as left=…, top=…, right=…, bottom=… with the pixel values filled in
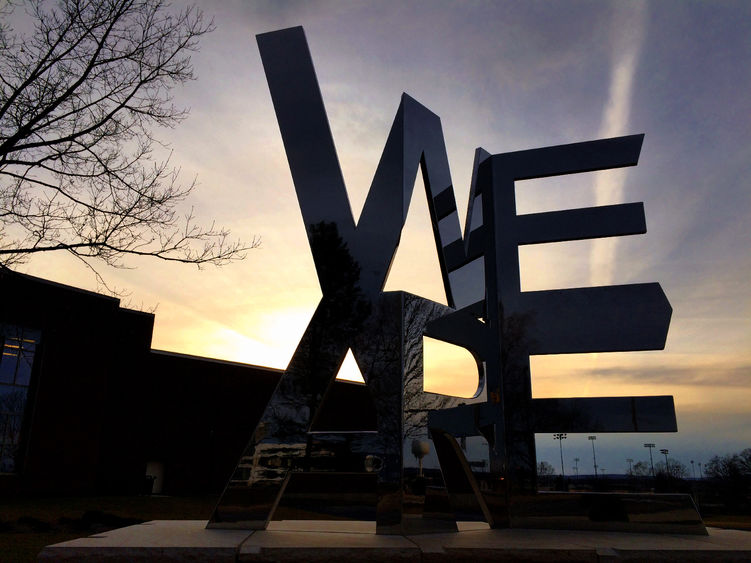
left=589, top=1, right=648, bottom=286
left=567, top=361, right=751, bottom=389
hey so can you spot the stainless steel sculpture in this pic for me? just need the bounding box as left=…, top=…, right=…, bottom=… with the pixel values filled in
left=208, top=26, right=705, bottom=535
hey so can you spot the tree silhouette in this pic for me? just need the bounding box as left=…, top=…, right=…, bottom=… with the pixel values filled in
left=705, top=449, right=751, bottom=481
left=655, top=459, right=688, bottom=479
left=537, top=460, right=555, bottom=476
left=0, top=1, right=255, bottom=285
left=632, top=460, right=650, bottom=477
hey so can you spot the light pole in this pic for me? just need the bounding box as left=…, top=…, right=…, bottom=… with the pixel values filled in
left=554, top=433, right=567, bottom=478
left=588, top=436, right=597, bottom=478
left=627, top=458, right=634, bottom=475
left=691, top=460, right=695, bottom=479
left=698, top=462, right=703, bottom=479
left=644, top=443, right=656, bottom=477
left=574, top=457, right=580, bottom=479
left=660, top=448, right=670, bottom=477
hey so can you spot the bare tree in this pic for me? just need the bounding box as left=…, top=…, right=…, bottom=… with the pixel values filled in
left=632, top=460, right=650, bottom=477
left=706, top=449, right=751, bottom=480
left=655, top=459, right=688, bottom=479
left=537, top=460, right=555, bottom=476
left=0, top=0, right=256, bottom=285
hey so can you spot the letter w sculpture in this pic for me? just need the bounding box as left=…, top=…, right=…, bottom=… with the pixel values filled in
left=208, top=27, right=704, bottom=535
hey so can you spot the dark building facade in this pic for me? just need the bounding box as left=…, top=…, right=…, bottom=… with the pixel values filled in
left=0, top=267, right=155, bottom=496
left=0, top=268, right=374, bottom=497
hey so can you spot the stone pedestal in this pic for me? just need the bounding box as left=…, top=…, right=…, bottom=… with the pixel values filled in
left=39, top=520, right=751, bottom=562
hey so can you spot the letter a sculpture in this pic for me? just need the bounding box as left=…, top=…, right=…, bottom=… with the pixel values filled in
left=208, top=27, right=705, bottom=535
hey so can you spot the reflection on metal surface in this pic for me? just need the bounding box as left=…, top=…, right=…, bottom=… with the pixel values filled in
left=209, top=25, right=704, bottom=535
left=531, top=396, right=678, bottom=433
left=209, top=291, right=480, bottom=532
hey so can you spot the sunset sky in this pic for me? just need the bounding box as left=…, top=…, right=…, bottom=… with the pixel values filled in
left=14, top=1, right=750, bottom=475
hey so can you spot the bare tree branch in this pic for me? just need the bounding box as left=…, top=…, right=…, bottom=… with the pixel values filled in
left=0, top=0, right=257, bottom=288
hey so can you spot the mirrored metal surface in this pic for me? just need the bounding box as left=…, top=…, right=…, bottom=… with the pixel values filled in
left=210, top=25, right=703, bottom=535
left=209, top=289, right=484, bottom=532
left=210, top=26, right=488, bottom=533
left=531, top=396, right=678, bottom=433
left=427, top=135, right=680, bottom=526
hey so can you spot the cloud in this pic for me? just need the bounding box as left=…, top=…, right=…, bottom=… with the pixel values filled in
left=574, top=361, right=751, bottom=389
left=589, top=1, right=648, bottom=286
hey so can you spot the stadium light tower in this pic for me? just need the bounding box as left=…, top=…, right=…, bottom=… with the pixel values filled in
left=554, top=434, right=567, bottom=478
left=588, top=436, right=598, bottom=478
left=644, top=443, right=656, bottom=476
left=660, top=448, right=670, bottom=476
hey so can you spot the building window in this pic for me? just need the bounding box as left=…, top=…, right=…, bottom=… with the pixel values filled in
left=0, top=326, right=40, bottom=474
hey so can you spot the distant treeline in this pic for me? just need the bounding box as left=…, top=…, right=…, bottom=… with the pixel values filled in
left=537, top=448, right=751, bottom=514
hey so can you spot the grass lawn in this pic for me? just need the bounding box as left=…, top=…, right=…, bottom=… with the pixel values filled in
left=0, top=494, right=218, bottom=563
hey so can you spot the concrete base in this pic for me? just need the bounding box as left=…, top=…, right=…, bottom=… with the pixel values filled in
left=39, top=520, right=751, bottom=562
left=37, top=520, right=251, bottom=562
